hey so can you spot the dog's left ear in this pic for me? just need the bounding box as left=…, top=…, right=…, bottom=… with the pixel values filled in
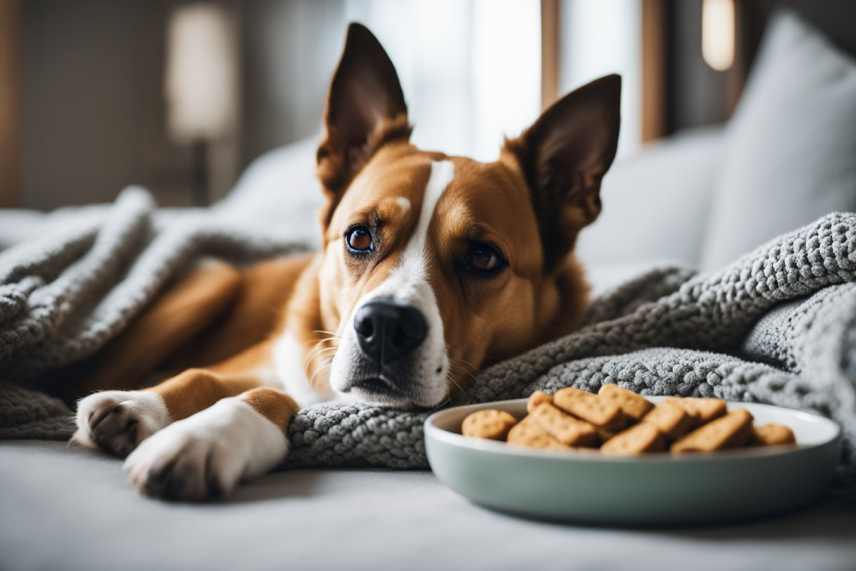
left=316, top=23, right=411, bottom=226
left=505, top=74, right=621, bottom=272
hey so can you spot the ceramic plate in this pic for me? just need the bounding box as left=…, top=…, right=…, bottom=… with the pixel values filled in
left=424, top=397, right=841, bottom=525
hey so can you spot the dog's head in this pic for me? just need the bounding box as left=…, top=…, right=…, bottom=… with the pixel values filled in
left=315, top=23, right=620, bottom=408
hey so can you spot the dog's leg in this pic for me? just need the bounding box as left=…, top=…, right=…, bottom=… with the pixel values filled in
left=73, top=342, right=273, bottom=457
left=79, top=259, right=243, bottom=395
left=124, top=387, right=298, bottom=500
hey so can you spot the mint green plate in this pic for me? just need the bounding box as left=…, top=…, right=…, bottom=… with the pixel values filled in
left=424, top=398, right=841, bottom=525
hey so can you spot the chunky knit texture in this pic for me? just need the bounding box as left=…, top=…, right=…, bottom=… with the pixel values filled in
left=1, top=189, right=854, bottom=473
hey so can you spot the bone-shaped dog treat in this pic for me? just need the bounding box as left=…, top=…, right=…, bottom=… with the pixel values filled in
left=526, top=390, right=552, bottom=413
left=598, top=384, right=654, bottom=421
left=601, top=422, right=666, bottom=456
left=642, top=401, right=694, bottom=440
left=507, top=416, right=569, bottom=450
left=553, top=387, right=624, bottom=430
left=672, top=409, right=753, bottom=453
left=751, top=423, right=796, bottom=446
left=666, top=397, right=727, bottom=426
left=530, top=402, right=598, bottom=447
left=461, top=409, right=518, bottom=441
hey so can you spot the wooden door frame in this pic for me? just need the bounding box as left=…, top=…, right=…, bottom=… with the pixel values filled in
left=0, top=0, right=20, bottom=207
left=540, top=0, right=560, bottom=110
left=641, top=0, right=667, bottom=141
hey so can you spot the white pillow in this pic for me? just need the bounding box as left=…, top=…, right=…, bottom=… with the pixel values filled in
left=576, top=126, right=723, bottom=270
left=216, top=137, right=324, bottom=247
left=700, top=12, right=856, bottom=270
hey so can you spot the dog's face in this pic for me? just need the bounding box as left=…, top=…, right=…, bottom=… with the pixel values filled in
left=315, top=24, right=620, bottom=408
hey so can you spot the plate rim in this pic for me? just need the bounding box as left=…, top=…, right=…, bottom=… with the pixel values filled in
left=424, top=397, right=841, bottom=465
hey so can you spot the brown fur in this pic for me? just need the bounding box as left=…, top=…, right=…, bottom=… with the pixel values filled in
left=81, top=22, right=620, bottom=436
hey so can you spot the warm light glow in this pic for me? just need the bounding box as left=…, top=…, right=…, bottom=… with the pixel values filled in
left=165, top=4, right=237, bottom=142
left=702, top=0, right=735, bottom=71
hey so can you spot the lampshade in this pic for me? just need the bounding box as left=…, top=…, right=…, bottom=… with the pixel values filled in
left=165, top=3, right=237, bottom=142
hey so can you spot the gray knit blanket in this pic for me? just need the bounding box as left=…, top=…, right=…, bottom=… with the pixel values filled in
left=1, top=189, right=855, bottom=473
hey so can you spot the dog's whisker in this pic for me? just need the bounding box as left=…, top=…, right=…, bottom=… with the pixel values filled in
left=308, top=359, right=334, bottom=387
left=303, top=345, right=338, bottom=373
left=446, top=356, right=480, bottom=403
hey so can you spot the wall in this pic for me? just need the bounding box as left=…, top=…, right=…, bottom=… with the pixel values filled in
left=21, top=0, right=176, bottom=208
left=19, top=0, right=346, bottom=210
left=239, top=0, right=345, bottom=168
left=665, top=0, right=730, bottom=131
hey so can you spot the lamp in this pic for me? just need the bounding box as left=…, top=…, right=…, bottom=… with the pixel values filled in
left=702, top=0, right=735, bottom=71
left=165, top=3, right=236, bottom=205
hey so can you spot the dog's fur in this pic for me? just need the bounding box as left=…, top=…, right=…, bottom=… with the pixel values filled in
left=73, top=23, right=621, bottom=500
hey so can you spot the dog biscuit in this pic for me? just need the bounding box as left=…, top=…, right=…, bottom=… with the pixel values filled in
left=553, top=387, right=624, bottom=429
left=527, top=390, right=552, bottom=413
left=672, top=408, right=753, bottom=453
left=642, top=401, right=694, bottom=440
left=596, top=428, right=617, bottom=444
left=666, top=397, right=726, bottom=426
left=598, top=384, right=654, bottom=421
left=459, top=388, right=797, bottom=457
left=751, top=423, right=796, bottom=446
left=530, top=402, right=597, bottom=446
left=601, top=422, right=666, bottom=456
left=507, top=416, right=569, bottom=450
left=461, top=409, right=518, bottom=441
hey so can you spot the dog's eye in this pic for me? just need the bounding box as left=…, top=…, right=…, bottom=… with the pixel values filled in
left=345, top=225, right=374, bottom=254
left=463, top=242, right=507, bottom=276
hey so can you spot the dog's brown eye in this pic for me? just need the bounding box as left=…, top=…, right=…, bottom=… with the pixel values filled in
left=345, top=225, right=373, bottom=254
left=464, top=243, right=507, bottom=276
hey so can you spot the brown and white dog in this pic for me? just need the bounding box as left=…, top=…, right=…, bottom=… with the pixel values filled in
left=72, top=23, right=620, bottom=500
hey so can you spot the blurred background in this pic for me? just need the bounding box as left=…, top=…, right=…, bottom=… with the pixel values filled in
left=1, top=0, right=855, bottom=279
left=0, top=0, right=811, bottom=209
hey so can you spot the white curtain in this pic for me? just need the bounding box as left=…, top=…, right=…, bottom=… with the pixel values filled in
left=560, top=0, right=642, bottom=157
left=344, top=0, right=541, bottom=162
left=343, top=0, right=641, bottom=160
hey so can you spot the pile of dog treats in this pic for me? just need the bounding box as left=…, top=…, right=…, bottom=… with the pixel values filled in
left=461, top=385, right=796, bottom=456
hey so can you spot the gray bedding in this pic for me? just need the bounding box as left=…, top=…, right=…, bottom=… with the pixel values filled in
left=1, top=441, right=855, bottom=571
left=2, top=189, right=856, bottom=476
left=2, top=190, right=856, bottom=570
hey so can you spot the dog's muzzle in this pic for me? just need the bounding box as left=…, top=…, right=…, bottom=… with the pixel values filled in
left=345, top=297, right=429, bottom=398
left=354, top=300, right=428, bottom=363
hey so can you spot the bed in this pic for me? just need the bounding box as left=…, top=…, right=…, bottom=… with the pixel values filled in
left=2, top=6, right=856, bottom=570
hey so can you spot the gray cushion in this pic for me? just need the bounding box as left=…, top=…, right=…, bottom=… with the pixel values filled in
left=701, top=12, right=856, bottom=270
left=576, top=127, right=723, bottom=270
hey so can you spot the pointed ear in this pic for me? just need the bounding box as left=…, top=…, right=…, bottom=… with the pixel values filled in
left=505, top=74, right=621, bottom=272
left=316, top=23, right=411, bottom=225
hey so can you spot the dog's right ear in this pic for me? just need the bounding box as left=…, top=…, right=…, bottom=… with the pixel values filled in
left=316, top=23, right=411, bottom=226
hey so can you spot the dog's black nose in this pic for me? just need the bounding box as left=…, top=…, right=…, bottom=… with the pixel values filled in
left=354, top=300, right=428, bottom=365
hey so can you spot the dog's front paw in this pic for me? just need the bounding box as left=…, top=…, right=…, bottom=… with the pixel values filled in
left=124, top=398, right=288, bottom=501
left=73, top=391, right=170, bottom=457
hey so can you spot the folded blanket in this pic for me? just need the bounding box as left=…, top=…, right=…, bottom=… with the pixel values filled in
left=1, top=189, right=854, bottom=475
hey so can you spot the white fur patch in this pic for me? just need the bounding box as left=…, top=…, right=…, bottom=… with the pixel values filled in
left=273, top=331, right=332, bottom=407
left=329, top=160, right=455, bottom=406
left=395, top=196, right=412, bottom=212
left=73, top=390, right=170, bottom=448
left=124, top=397, right=288, bottom=499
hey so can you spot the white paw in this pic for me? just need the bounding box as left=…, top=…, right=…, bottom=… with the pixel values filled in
left=73, top=390, right=170, bottom=457
left=123, top=397, right=289, bottom=501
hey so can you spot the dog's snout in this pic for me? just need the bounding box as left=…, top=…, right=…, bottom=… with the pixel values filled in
left=354, top=300, right=428, bottom=365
